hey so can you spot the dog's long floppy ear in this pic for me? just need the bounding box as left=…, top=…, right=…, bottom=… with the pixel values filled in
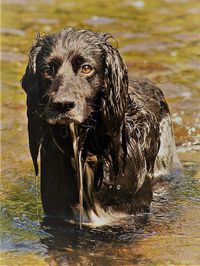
left=101, top=40, right=129, bottom=127
left=21, top=42, right=43, bottom=176
left=100, top=38, right=129, bottom=175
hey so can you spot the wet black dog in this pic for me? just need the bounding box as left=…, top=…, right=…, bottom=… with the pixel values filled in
left=22, top=28, right=181, bottom=221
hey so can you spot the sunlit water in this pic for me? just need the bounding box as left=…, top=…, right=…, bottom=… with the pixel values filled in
left=1, top=0, right=200, bottom=265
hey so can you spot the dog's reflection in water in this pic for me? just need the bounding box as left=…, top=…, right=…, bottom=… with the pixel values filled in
left=40, top=212, right=150, bottom=265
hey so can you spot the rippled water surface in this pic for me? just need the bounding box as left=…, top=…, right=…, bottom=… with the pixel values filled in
left=1, top=0, right=200, bottom=265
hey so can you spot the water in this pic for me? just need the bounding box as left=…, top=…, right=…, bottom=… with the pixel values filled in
left=1, top=0, right=200, bottom=265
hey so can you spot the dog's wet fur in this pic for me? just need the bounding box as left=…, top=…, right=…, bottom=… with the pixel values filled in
left=22, top=28, right=182, bottom=222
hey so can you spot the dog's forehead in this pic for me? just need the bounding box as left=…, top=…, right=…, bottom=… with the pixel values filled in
left=50, top=33, right=102, bottom=60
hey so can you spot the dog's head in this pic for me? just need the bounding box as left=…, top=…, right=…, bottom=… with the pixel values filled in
left=21, top=29, right=128, bottom=175
left=22, top=28, right=128, bottom=125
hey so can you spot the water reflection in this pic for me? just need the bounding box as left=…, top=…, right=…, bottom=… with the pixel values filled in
left=35, top=165, right=199, bottom=265
left=39, top=212, right=152, bottom=265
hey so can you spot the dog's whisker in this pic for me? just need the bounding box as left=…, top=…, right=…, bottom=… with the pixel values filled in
left=80, top=124, right=95, bottom=129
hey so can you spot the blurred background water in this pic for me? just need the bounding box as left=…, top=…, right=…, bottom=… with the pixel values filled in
left=1, top=0, right=200, bottom=265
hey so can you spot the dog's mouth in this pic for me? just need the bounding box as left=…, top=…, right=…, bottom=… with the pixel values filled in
left=42, top=106, right=84, bottom=125
left=42, top=101, right=97, bottom=128
left=47, top=112, right=76, bottom=125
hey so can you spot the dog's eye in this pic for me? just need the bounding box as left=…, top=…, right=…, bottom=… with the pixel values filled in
left=41, top=67, right=52, bottom=78
left=81, top=65, right=93, bottom=75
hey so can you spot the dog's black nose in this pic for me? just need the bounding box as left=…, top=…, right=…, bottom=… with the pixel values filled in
left=53, top=100, right=75, bottom=113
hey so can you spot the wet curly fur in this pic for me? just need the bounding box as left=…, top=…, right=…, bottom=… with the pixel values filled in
left=22, top=28, right=181, bottom=220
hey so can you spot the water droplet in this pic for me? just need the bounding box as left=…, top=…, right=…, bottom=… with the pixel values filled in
left=117, top=185, right=121, bottom=190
